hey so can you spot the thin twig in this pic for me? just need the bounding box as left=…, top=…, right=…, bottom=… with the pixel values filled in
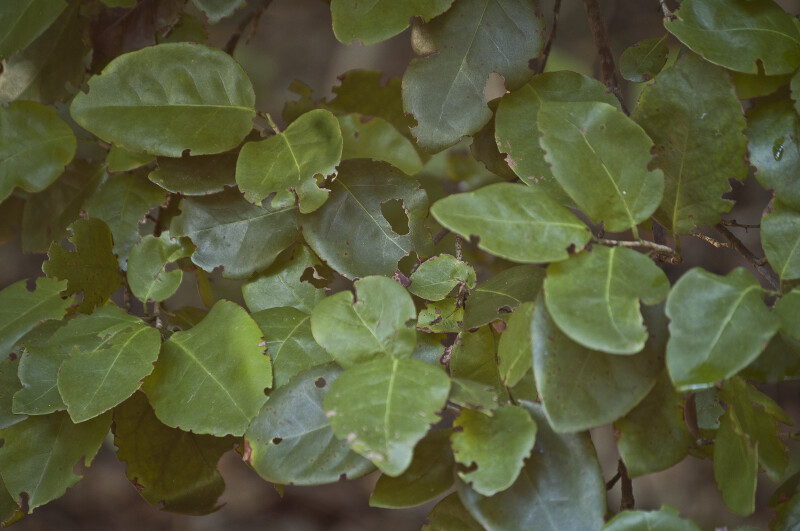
left=595, top=237, right=682, bottom=263
left=223, top=0, right=273, bottom=56
left=715, top=224, right=780, bottom=290
left=605, top=472, right=621, bottom=490
left=535, top=0, right=562, bottom=74
left=433, top=228, right=450, bottom=245
left=688, top=231, right=731, bottom=248
left=659, top=0, right=676, bottom=21
left=454, top=235, right=463, bottom=261
left=582, top=0, right=628, bottom=114
left=719, top=219, right=760, bottom=230
left=618, top=460, right=635, bottom=510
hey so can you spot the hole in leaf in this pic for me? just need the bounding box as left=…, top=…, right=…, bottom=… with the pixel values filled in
left=19, top=492, right=29, bottom=514
left=272, top=437, right=283, bottom=445
left=315, top=377, right=326, bottom=388
left=497, top=305, right=513, bottom=314
left=300, top=265, right=329, bottom=289
left=483, top=72, right=506, bottom=102
left=380, top=199, right=409, bottom=235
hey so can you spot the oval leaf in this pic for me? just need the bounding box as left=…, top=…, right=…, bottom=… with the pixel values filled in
left=0, top=0, right=66, bottom=61
left=148, top=151, right=237, bottom=196
left=762, top=200, right=800, bottom=282
left=408, top=254, right=476, bottom=301
left=0, top=277, right=71, bottom=359
left=619, top=36, right=669, bottom=82
left=127, top=232, right=194, bottom=303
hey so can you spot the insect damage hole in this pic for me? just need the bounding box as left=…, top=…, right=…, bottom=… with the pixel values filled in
left=314, top=377, right=326, bottom=388
left=380, top=199, right=409, bottom=235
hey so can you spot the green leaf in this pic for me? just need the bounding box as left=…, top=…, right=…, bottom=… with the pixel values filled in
left=142, top=300, right=271, bottom=436
left=457, top=401, right=605, bottom=530
left=402, top=0, right=544, bottom=151
left=665, top=0, right=800, bottom=75
left=619, top=36, right=669, bottom=82
left=538, top=101, right=664, bottom=233
left=695, top=388, right=724, bottom=430
left=741, top=333, right=800, bottom=383
left=775, top=492, right=800, bottom=531
left=56, top=306, right=161, bottom=423
left=431, top=183, right=591, bottom=263
left=533, top=299, right=664, bottom=432
left=544, top=246, right=669, bottom=354
left=463, top=265, right=544, bottom=329
left=776, top=287, right=800, bottom=344
left=83, top=169, right=168, bottom=268
left=236, top=109, right=342, bottom=213
left=311, top=276, right=416, bottom=368
left=170, top=187, right=298, bottom=279
left=70, top=43, right=256, bottom=156
left=495, top=71, right=620, bottom=201
left=301, top=160, right=432, bottom=278
left=190, top=0, right=244, bottom=24
left=0, top=101, right=76, bottom=203
left=423, top=492, right=483, bottom=531
left=408, top=254, right=475, bottom=301
left=113, top=392, right=235, bottom=514
left=632, top=53, right=747, bottom=234
left=243, top=245, right=326, bottom=314
left=338, top=113, right=423, bottom=175
left=251, top=307, right=333, bottom=389
left=148, top=151, right=237, bottom=196
left=603, top=506, right=701, bottom=531
left=0, top=411, right=110, bottom=511
left=0, top=277, right=71, bottom=359
left=451, top=326, right=503, bottom=396
left=730, top=70, right=791, bottom=100
left=42, top=218, right=123, bottom=313
left=0, top=0, right=66, bottom=61
left=448, top=378, right=499, bottom=414
left=324, top=357, right=450, bottom=476
left=370, top=428, right=454, bottom=508
left=614, top=374, right=692, bottom=478
left=497, top=302, right=534, bottom=387
left=106, top=146, right=156, bottom=173
left=0, top=474, right=23, bottom=526
left=665, top=268, right=779, bottom=391
left=452, top=405, right=536, bottom=496
left=411, top=331, right=447, bottom=366
left=12, top=320, right=69, bottom=415
left=762, top=201, right=800, bottom=282
left=331, top=0, right=454, bottom=45
left=246, top=363, right=374, bottom=485
left=21, top=160, right=105, bottom=253
left=157, top=12, right=208, bottom=44
left=0, top=357, right=24, bottom=430
left=714, top=407, right=758, bottom=516
left=417, top=298, right=463, bottom=334
left=127, top=232, right=194, bottom=303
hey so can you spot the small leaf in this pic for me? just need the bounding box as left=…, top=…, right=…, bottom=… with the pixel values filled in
left=408, top=254, right=476, bottom=301
left=463, top=265, right=544, bottom=330
left=762, top=201, right=800, bottom=282
left=0, top=277, right=71, bottom=359
left=338, top=113, right=422, bottom=175
left=331, top=0, right=454, bottom=45
left=0, top=0, right=66, bottom=61
left=311, top=276, right=416, bottom=368
left=190, top=0, right=245, bottom=24
left=148, top=151, right=237, bottom=196
left=497, top=302, right=535, bottom=387
left=603, top=506, right=701, bottom=531
left=417, top=299, right=463, bottom=334
left=236, top=109, right=342, bottom=213
left=142, top=300, right=271, bottom=436
left=12, top=320, right=69, bottom=415
left=452, top=405, right=537, bottom=496
left=423, top=492, right=483, bottom=531
left=242, top=245, right=326, bottom=314
left=324, top=357, right=450, bottom=476
left=449, top=378, right=499, bottom=414
left=619, top=36, right=669, bottom=82
left=106, top=146, right=156, bottom=173
left=431, top=183, right=591, bottom=263
left=544, top=246, right=669, bottom=354
left=70, top=43, right=256, bottom=156
left=665, top=268, right=779, bottom=390
left=127, top=232, right=194, bottom=303
left=245, top=363, right=374, bottom=485
left=714, top=408, right=758, bottom=516
left=450, top=327, right=503, bottom=397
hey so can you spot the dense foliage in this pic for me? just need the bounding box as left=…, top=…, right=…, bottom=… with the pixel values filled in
left=1, top=0, right=800, bottom=528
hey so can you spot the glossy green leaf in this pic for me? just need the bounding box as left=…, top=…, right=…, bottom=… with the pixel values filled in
left=632, top=53, right=747, bottom=234
left=714, top=407, right=757, bottom=516
left=331, top=0, right=453, bottom=45
left=148, top=151, right=236, bottom=195
left=252, top=307, right=333, bottom=389
left=463, top=265, right=544, bottom=329
left=0, top=357, right=24, bottom=430
left=114, top=392, right=235, bottom=515
left=338, top=113, right=422, bottom=175
left=245, top=363, right=373, bottom=485
left=603, top=506, right=701, bottom=531
left=538, top=101, right=664, bottom=233
left=0, top=0, right=66, bottom=60
left=665, top=268, right=779, bottom=390
left=544, top=246, right=669, bottom=354
left=243, top=245, right=326, bottom=314
left=449, top=378, right=499, bottom=414
left=423, top=492, right=483, bottom=531
left=21, top=160, right=105, bottom=253
left=106, top=146, right=156, bottom=173
left=191, top=0, right=244, bottom=23
left=324, top=357, right=450, bottom=476
left=370, top=428, right=454, bottom=508
left=762, top=201, right=800, bottom=282
left=452, top=405, right=536, bottom=496
left=497, top=302, right=534, bottom=387
left=533, top=299, right=664, bottom=432
left=42, top=218, right=123, bottom=313
left=614, top=374, right=692, bottom=478
left=56, top=306, right=161, bottom=423
left=417, top=299, right=463, bottom=334
left=12, top=320, right=68, bottom=415
left=457, top=401, right=605, bottom=530
left=311, top=276, right=416, bottom=368
left=408, top=254, right=475, bottom=301
left=450, top=326, right=503, bottom=397
left=402, top=0, right=544, bottom=151
left=70, top=43, right=256, bottom=156
left=142, top=300, right=271, bottom=436
left=620, top=36, right=669, bottom=82
left=236, top=109, right=342, bottom=213
left=0, top=101, right=76, bottom=203
left=170, top=187, right=298, bottom=279
left=0, top=411, right=110, bottom=511
left=127, top=232, right=194, bottom=303
left=83, top=169, right=168, bottom=267
left=301, top=160, right=432, bottom=278
left=665, top=0, right=800, bottom=75
left=431, top=183, right=590, bottom=263
left=0, top=277, right=70, bottom=359
left=495, top=71, right=620, bottom=201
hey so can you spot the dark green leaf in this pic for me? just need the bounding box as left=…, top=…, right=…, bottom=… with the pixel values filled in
left=0, top=277, right=71, bottom=359
left=0, top=0, right=66, bottom=60
left=11, top=320, right=69, bottom=415
left=0, top=357, right=25, bottom=429
left=603, top=506, right=701, bottom=531
left=619, top=36, right=669, bottom=82
left=730, top=70, right=791, bottom=100
left=148, top=151, right=237, bottom=196
left=106, top=146, right=156, bottom=173
left=451, top=326, right=503, bottom=396
left=774, top=492, right=800, bottom=531
left=242, top=245, right=326, bottom=314
left=402, top=0, right=544, bottom=151
left=741, top=333, right=800, bottom=383
left=695, top=387, right=724, bottom=430
left=0, top=474, right=23, bottom=526
left=497, top=302, right=534, bottom=387
left=338, top=113, right=422, bottom=175
left=463, top=265, right=544, bottom=329
left=127, top=232, right=194, bottom=303
left=411, top=331, right=446, bottom=366
left=331, top=0, right=454, bottom=45
left=762, top=201, right=800, bottom=282
left=423, top=492, right=483, bottom=531
left=71, top=43, right=256, bottom=156
left=408, top=254, right=476, bottom=301
left=142, top=300, right=271, bottom=436
left=158, top=13, right=208, bottom=44
left=714, top=407, right=757, bottom=516
left=417, top=298, right=463, bottom=334
left=190, top=0, right=244, bottom=24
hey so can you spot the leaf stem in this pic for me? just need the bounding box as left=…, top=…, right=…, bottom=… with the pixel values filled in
left=595, top=237, right=682, bottom=263
left=659, top=0, right=676, bottom=21
left=582, top=0, right=628, bottom=113
left=618, top=459, right=635, bottom=510
left=689, top=226, right=779, bottom=290
left=433, top=228, right=450, bottom=245
left=223, top=0, right=273, bottom=56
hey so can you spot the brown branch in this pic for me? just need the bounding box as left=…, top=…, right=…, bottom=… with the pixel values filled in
left=595, top=237, right=682, bottom=263
left=688, top=231, right=730, bottom=248
left=433, top=228, right=450, bottom=245
left=715, top=224, right=780, bottom=290
left=719, top=219, right=760, bottom=230
left=534, top=0, right=562, bottom=74
left=618, top=460, right=635, bottom=511
left=583, top=0, right=628, bottom=113
left=223, top=0, right=273, bottom=56
left=605, top=471, right=621, bottom=490
left=659, top=0, right=676, bottom=21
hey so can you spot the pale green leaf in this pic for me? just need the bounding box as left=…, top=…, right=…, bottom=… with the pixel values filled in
left=423, top=492, right=483, bottom=531
left=331, top=0, right=454, bottom=45
left=106, top=146, right=155, bottom=173
left=0, top=277, right=70, bottom=358
left=0, top=0, right=66, bottom=60
left=603, top=506, right=701, bottom=531
left=497, top=302, right=534, bottom=387
left=191, top=0, right=244, bottom=23
left=148, top=151, right=236, bottom=195
left=12, top=320, right=68, bottom=415
left=463, top=265, right=544, bottom=329
left=338, top=113, right=422, bottom=175
left=714, top=408, right=757, bottom=516
left=449, top=378, right=499, bottom=414
left=762, top=201, right=800, bottom=282
left=408, top=254, right=475, bottom=301
left=242, top=245, right=326, bottom=314
left=417, top=298, right=463, bottom=334
left=619, top=36, right=669, bottom=82
left=127, top=232, right=194, bottom=303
